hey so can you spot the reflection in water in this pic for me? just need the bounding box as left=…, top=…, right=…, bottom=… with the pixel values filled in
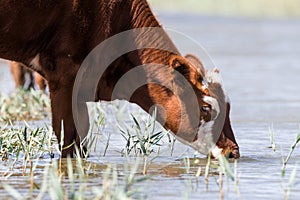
left=0, top=157, right=220, bottom=199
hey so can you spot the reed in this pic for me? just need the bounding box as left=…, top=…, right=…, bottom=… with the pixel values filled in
left=119, top=109, right=165, bottom=157
left=282, top=132, right=300, bottom=176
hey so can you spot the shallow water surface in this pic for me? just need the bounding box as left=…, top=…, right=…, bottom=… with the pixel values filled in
left=1, top=12, right=300, bottom=200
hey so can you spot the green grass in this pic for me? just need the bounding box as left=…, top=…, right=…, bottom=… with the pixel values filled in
left=283, top=164, right=298, bottom=200
left=268, top=126, right=300, bottom=200
left=282, top=132, right=300, bottom=176
left=268, top=125, right=277, bottom=152
left=0, top=121, right=147, bottom=200
left=0, top=88, right=50, bottom=122
left=0, top=123, right=56, bottom=170
left=119, top=109, right=166, bottom=157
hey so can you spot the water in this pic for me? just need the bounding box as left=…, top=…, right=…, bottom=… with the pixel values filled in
left=1, top=12, right=300, bottom=199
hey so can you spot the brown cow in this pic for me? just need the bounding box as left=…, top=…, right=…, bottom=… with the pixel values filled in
left=0, top=0, right=239, bottom=158
left=10, top=61, right=47, bottom=90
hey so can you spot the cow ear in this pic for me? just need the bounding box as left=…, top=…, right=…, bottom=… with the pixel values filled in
left=184, top=54, right=205, bottom=76
left=170, top=55, right=192, bottom=78
left=169, top=55, right=203, bottom=85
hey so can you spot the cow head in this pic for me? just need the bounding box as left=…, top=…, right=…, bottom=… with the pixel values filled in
left=165, top=54, right=239, bottom=158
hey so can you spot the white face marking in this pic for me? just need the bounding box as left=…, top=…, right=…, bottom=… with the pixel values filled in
left=192, top=120, right=216, bottom=154
left=203, top=96, right=220, bottom=119
left=172, top=120, right=216, bottom=155
left=29, top=54, right=41, bottom=71
left=204, top=68, right=230, bottom=104
left=178, top=68, right=223, bottom=155
left=201, top=85, right=208, bottom=91
left=211, top=146, right=223, bottom=158
left=170, top=67, right=229, bottom=156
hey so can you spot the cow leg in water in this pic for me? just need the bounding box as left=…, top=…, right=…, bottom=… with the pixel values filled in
left=46, top=61, right=89, bottom=157
left=49, top=82, right=76, bottom=157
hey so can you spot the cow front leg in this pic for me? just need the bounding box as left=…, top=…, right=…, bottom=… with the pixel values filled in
left=48, top=79, right=90, bottom=158
left=41, top=55, right=90, bottom=157
left=49, top=82, right=77, bottom=157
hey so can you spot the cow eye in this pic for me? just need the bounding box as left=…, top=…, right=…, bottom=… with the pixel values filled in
left=201, top=105, right=211, bottom=113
